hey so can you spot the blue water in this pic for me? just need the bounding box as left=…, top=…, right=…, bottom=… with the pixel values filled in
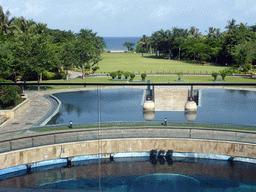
left=103, top=37, right=141, bottom=51
left=1, top=157, right=256, bottom=191
left=48, top=88, right=256, bottom=126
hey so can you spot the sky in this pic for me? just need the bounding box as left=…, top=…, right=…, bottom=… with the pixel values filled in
left=1, top=0, right=256, bottom=37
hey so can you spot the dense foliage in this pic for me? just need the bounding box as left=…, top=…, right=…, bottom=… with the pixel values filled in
left=136, top=20, right=256, bottom=68
left=0, top=78, right=22, bottom=109
left=0, top=5, right=105, bottom=82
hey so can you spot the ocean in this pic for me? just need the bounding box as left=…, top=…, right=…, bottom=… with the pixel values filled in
left=103, top=37, right=141, bottom=51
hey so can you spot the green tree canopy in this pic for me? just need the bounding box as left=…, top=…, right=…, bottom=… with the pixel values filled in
left=123, top=42, right=135, bottom=51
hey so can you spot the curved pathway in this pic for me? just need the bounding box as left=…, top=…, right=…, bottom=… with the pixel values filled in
left=0, top=92, right=50, bottom=133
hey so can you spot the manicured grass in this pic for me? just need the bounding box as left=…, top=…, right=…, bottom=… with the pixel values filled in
left=24, top=75, right=256, bottom=91
left=81, top=53, right=230, bottom=74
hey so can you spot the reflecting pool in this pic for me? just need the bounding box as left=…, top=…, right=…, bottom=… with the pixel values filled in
left=47, top=88, right=256, bottom=126
left=0, top=157, right=256, bottom=191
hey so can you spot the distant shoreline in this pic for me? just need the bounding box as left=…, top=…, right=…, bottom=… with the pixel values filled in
left=104, top=50, right=126, bottom=52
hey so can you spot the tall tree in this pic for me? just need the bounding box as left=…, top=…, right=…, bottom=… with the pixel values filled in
left=225, top=18, right=238, bottom=31
left=220, top=24, right=256, bottom=65
left=0, top=5, right=16, bottom=34
left=13, top=17, right=37, bottom=34
left=76, top=28, right=105, bottom=73
left=123, top=42, right=135, bottom=51
left=137, top=35, right=150, bottom=53
left=189, top=26, right=201, bottom=38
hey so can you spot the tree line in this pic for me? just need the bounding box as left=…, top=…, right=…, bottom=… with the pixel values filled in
left=0, top=5, right=105, bottom=83
left=136, top=19, right=256, bottom=66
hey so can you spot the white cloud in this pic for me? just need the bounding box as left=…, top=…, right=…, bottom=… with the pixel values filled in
left=91, top=1, right=120, bottom=15
left=151, top=5, right=172, bottom=20
left=23, top=2, right=45, bottom=16
left=212, top=10, right=230, bottom=21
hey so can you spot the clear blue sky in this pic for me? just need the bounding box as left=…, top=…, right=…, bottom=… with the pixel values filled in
left=1, top=0, right=256, bottom=37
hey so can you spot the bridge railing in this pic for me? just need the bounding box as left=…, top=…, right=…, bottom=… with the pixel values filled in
left=0, top=123, right=256, bottom=153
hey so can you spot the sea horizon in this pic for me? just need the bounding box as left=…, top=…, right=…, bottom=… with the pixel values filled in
left=103, top=37, right=141, bottom=51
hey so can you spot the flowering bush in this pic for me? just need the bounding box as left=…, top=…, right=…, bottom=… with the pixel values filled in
left=0, top=79, right=22, bottom=109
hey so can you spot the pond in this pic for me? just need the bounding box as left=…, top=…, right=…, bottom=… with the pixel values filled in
left=0, top=157, right=255, bottom=191
left=47, top=88, right=256, bottom=126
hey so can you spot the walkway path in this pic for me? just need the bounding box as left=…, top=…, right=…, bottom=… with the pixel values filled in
left=68, top=70, right=82, bottom=79
left=0, top=92, right=50, bottom=133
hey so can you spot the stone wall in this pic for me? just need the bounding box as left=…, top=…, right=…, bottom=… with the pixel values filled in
left=0, top=99, right=30, bottom=120
left=0, top=138, right=255, bottom=170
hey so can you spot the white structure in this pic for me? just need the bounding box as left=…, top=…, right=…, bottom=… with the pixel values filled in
left=143, top=100, right=155, bottom=111
left=184, top=101, right=197, bottom=111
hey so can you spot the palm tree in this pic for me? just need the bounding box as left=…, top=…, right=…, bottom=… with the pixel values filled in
left=0, top=6, right=16, bottom=34
left=225, top=18, right=238, bottom=31
left=137, top=35, right=150, bottom=53
left=189, top=26, right=201, bottom=38
left=35, top=22, right=48, bottom=34
left=14, top=17, right=37, bottom=34
left=206, top=27, right=215, bottom=38
left=150, top=31, right=161, bottom=57
left=214, top=28, right=221, bottom=38
left=249, top=24, right=256, bottom=32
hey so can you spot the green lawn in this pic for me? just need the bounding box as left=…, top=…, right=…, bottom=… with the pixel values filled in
left=73, top=53, right=230, bottom=74
left=24, top=75, right=256, bottom=90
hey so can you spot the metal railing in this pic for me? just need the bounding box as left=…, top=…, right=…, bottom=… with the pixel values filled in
left=0, top=123, right=255, bottom=153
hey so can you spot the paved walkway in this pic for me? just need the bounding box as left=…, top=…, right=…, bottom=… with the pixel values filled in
left=68, top=70, right=82, bottom=79
left=0, top=92, right=50, bottom=133
left=1, top=85, right=256, bottom=134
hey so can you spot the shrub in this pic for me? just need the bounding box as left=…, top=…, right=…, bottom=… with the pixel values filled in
left=246, top=64, right=252, bottom=70
left=107, top=51, right=111, bottom=53
left=219, top=70, right=228, bottom=80
left=221, top=69, right=233, bottom=75
left=212, top=72, right=219, bottom=80
left=124, top=71, right=130, bottom=79
left=0, top=79, right=21, bottom=109
left=177, top=72, right=183, bottom=79
left=130, top=73, right=135, bottom=79
left=117, top=72, right=122, bottom=79
left=55, top=71, right=66, bottom=79
left=141, top=73, right=147, bottom=79
left=232, top=68, right=240, bottom=74
left=43, top=70, right=56, bottom=80
left=110, top=72, right=117, bottom=79
left=116, top=70, right=124, bottom=74
left=92, top=66, right=100, bottom=72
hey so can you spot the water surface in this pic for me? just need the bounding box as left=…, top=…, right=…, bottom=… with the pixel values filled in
left=48, top=88, right=256, bottom=126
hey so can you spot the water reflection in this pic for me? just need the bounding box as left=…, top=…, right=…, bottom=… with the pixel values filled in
left=143, top=111, right=155, bottom=121
left=184, top=111, right=197, bottom=122
left=47, top=88, right=256, bottom=126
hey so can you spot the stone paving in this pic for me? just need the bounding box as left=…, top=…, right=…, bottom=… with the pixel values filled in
left=0, top=92, right=50, bottom=133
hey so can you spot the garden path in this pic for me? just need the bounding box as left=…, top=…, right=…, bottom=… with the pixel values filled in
left=0, top=92, right=50, bottom=133
left=68, top=70, right=82, bottom=79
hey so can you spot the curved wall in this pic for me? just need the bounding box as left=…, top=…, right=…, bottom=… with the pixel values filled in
left=1, top=138, right=256, bottom=170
